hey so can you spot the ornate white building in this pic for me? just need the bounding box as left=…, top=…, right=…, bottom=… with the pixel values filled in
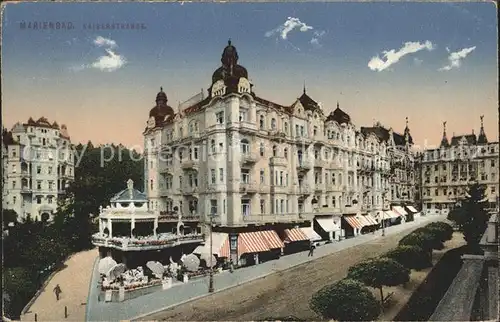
left=421, top=118, right=499, bottom=215
left=2, top=117, right=74, bottom=221
left=143, top=40, right=413, bottom=264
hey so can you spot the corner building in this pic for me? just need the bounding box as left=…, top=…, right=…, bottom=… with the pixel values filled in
left=143, top=41, right=413, bottom=265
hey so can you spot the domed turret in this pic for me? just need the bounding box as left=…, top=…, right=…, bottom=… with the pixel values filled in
left=149, top=87, right=174, bottom=125
left=326, top=102, right=351, bottom=125
left=210, top=40, right=249, bottom=95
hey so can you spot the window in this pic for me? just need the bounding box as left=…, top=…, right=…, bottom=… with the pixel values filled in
left=280, top=200, right=285, bottom=213
left=48, top=166, right=53, bottom=175
left=491, top=160, right=496, bottom=167
left=166, top=176, right=172, bottom=189
left=332, top=196, right=336, bottom=207
left=284, top=122, right=288, bottom=134
left=210, top=199, right=218, bottom=215
left=284, top=148, right=288, bottom=159
left=313, top=126, right=318, bottom=136
left=435, top=189, right=439, bottom=196
left=37, top=181, right=42, bottom=190
left=37, top=165, right=42, bottom=174
left=219, top=168, right=224, bottom=182
left=434, top=165, right=438, bottom=171
left=210, top=140, right=216, bottom=153
left=48, top=181, right=54, bottom=191
left=285, top=173, right=289, bottom=186
left=260, top=199, right=265, bottom=213
left=279, top=171, right=284, bottom=186
left=272, top=145, right=277, bottom=157
left=211, top=169, right=216, bottom=184
left=150, top=179, right=154, bottom=190
left=240, top=139, right=250, bottom=154
left=300, top=126, right=305, bottom=137
left=216, top=111, right=224, bottom=124
left=492, top=186, right=496, bottom=194
left=193, top=147, right=199, bottom=160
left=48, top=196, right=53, bottom=204
left=259, top=115, right=265, bottom=129
left=239, top=109, right=247, bottom=122
left=295, top=125, right=300, bottom=136
left=37, top=196, right=42, bottom=204
left=179, top=176, right=183, bottom=188
left=260, top=169, right=265, bottom=184
left=150, top=161, right=154, bottom=168
left=13, top=196, right=17, bottom=204
left=11, top=164, right=16, bottom=173
left=12, top=180, right=16, bottom=189
left=332, top=174, right=336, bottom=185
left=260, top=143, right=265, bottom=156
left=242, top=199, right=250, bottom=216
left=271, top=118, right=276, bottom=130
left=241, top=169, right=250, bottom=183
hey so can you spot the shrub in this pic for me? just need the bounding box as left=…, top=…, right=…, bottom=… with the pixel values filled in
left=310, top=279, right=380, bottom=321
left=347, top=258, right=410, bottom=305
left=384, top=245, right=432, bottom=270
left=424, top=222, right=453, bottom=242
left=399, top=231, right=443, bottom=254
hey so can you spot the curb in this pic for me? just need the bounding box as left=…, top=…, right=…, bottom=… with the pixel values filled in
left=130, top=216, right=441, bottom=321
left=85, top=256, right=100, bottom=322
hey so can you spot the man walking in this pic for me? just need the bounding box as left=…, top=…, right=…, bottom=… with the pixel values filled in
left=53, top=284, right=62, bottom=301
left=308, top=241, right=315, bottom=257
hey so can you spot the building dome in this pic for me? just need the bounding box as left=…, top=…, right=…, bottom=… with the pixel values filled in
left=326, top=102, right=351, bottom=124
left=211, top=40, right=249, bottom=85
left=149, top=87, right=174, bottom=124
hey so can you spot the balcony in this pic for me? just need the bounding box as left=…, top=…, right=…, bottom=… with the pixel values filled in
left=297, top=184, right=313, bottom=195
left=240, top=153, right=258, bottom=165
left=181, top=160, right=199, bottom=170
left=269, top=157, right=288, bottom=167
left=268, top=130, right=287, bottom=141
left=240, top=182, right=258, bottom=194
left=240, top=121, right=257, bottom=132
left=314, top=159, right=327, bottom=168
left=297, top=160, right=312, bottom=172
left=159, top=165, right=173, bottom=174
left=20, top=186, right=32, bottom=194
left=242, top=213, right=306, bottom=224
left=91, top=232, right=204, bottom=251
left=181, top=186, right=199, bottom=195
left=158, top=212, right=201, bottom=222
left=159, top=188, right=173, bottom=197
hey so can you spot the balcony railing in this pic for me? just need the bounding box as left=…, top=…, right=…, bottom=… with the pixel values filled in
left=91, top=232, right=204, bottom=251
left=181, top=160, right=199, bottom=170
left=297, top=160, right=312, bottom=171
left=269, top=157, right=288, bottom=167
left=159, top=165, right=173, bottom=174
left=297, top=184, right=313, bottom=194
left=21, top=186, right=32, bottom=193
left=181, top=186, right=199, bottom=195
left=242, top=213, right=306, bottom=224
left=240, top=153, right=258, bottom=164
left=240, top=182, right=258, bottom=193
left=158, top=212, right=201, bottom=222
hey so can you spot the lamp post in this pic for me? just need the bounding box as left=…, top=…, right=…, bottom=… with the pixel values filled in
left=208, top=212, right=214, bottom=293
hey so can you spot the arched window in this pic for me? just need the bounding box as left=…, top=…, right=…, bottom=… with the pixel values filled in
left=259, top=115, right=265, bottom=130
left=271, top=118, right=277, bottom=130
left=272, top=145, right=277, bottom=157
left=297, top=150, right=303, bottom=164
left=240, top=139, right=250, bottom=154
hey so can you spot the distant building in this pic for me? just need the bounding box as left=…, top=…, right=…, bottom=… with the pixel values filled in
left=2, top=117, right=74, bottom=221
left=420, top=118, right=499, bottom=215
left=142, top=40, right=415, bottom=265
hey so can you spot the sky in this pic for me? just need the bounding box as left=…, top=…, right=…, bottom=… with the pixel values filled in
left=1, top=1, right=498, bottom=150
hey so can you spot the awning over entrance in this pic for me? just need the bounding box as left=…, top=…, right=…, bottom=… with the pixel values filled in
left=384, top=210, right=399, bottom=219
left=393, top=206, right=408, bottom=216
left=315, top=216, right=340, bottom=232
left=407, top=206, right=419, bottom=213
left=283, top=228, right=309, bottom=243
left=344, top=215, right=364, bottom=230
left=361, top=214, right=379, bottom=226
left=260, top=230, right=285, bottom=249
left=300, top=227, right=322, bottom=241
left=238, top=231, right=270, bottom=257
left=193, top=232, right=230, bottom=257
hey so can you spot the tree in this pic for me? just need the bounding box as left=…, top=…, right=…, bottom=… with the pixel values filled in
left=2, top=209, right=18, bottom=228
left=411, top=227, right=445, bottom=249
left=3, top=267, right=37, bottom=319
left=347, top=258, right=410, bottom=306
left=424, top=222, right=453, bottom=242
left=384, top=245, right=432, bottom=270
left=447, top=207, right=466, bottom=230
left=310, top=279, right=381, bottom=321
left=399, top=230, right=443, bottom=259
left=457, top=183, right=490, bottom=247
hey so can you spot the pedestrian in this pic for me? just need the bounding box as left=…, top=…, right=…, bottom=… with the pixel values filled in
left=308, top=241, right=315, bottom=257
left=229, top=259, right=234, bottom=273
left=53, top=284, right=62, bottom=301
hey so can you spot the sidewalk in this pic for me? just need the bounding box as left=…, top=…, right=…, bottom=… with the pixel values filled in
left=86, top=215, right=445, bottom=321
left=21, top=248, right=98, bottom=322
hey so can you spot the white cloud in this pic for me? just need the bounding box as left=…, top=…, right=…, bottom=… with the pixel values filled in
left=72, top=36, right=126, bottom=72
left=265, top=17, right=313, bottom=40
left=94, top=36, right=117, bottom=48
left=438, top=46, right=476, bottom=71
left=90, top=49, right=127, bottom=72
left=310, top=30, right=326, bottom=47
left=368, top=41, right=435, bottom=72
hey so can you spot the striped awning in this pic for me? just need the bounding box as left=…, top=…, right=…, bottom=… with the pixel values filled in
left=238, top=232, right=270, bottom=257
left=344, top=215, right=364, bottom=229
left=393, top=206, right=408, bottom=216
left=260, top=230, right=285, bottom=249
left=407, top=206, right=419, bottom=213
left=193, top=232, right=230, bottom=257
left=315, top=216, right=340, bottom=232
left=383, top=210, right=399, bottom=219
left=300, top=227, right=322, bottom=241
left=362, top=214, right=379, bottom=226
left=284, top=228, right=309, bottom=243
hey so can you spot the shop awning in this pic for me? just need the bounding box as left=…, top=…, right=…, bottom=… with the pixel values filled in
left=238, top=231, right=270, bottom=257
left=193, top=232, right=229, bottom=257
left=260, top=230, right=285, bottom=249
left=315, top=216, right=340, bottom=232
left=362, top=214, right=379, bottom=226
left=383, top=210, right=399, bottom=219
left=393, top=206, right=408, bottom=216
left=300, top=227, right=322, bottom=241
left=343, top=215, right=364, bottom=229
left=407, top=206, right=419, bottom=213
left=283, top=228, right=309, bottom=243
